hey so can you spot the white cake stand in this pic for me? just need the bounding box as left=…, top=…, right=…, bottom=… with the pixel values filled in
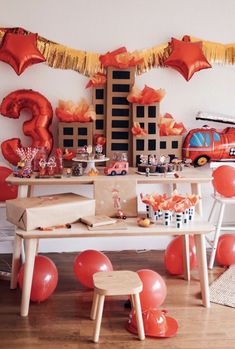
left=72, top=157, right=109, bottom=174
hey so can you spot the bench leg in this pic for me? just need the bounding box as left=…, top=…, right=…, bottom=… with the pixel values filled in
left=10, top=234, right=22, bottom=289
left=90, top=292, right=99, bottom=320
left=194, top=234, right=210, bottom=308
left=133, top=293, right=145, bottom=340
left=93, top=294, right=105, bottom=343
left=20, top=238, right=38, bottom=317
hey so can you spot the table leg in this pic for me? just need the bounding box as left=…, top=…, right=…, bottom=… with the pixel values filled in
left=18, top=185, right=29, bottom=199
left=191, top=183, right=202, bottom=216
left=194, top=234, right=210, bottom=308
left=20, top=238, right=38, bottom=317
left=27, top=185, right=34, bottom=198
left=182, top=234, right=190, bottom=281
left=10, top=234, right=22, bottom=289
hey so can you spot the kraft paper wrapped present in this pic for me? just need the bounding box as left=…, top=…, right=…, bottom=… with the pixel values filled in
left=6, top=193, right=95, bottom=231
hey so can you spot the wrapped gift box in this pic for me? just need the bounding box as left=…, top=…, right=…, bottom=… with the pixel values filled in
left=6, top=193, right=95, bottom=231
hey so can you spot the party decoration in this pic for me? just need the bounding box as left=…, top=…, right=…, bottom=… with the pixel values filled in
left=183, top=122, right=235, bottom=166
left=18, top=255, right=58, bottom=302
left=215, top=234, right=235, bottom=266
left=164, top=236, right=196, bottom=275
left=164, top=36, right=211, bottom=81
left=0, top=166, right=18, bottom=201
left=127, top=309, right=178, bottom=338
left=0, top=31, right=45, bottom=75
left=100, top=47, right=143, bottom=69
left=73, top=250, right=113, bottom=289
left=159, top=113, right=186, bottom=136
left=131, top=122, right=147, bottom=137
left=141, top=191, right=199, bottom=228
left=212, top=165, right=235, bottom=197
left=86, top=73, right=107, bottom=88
left=0, top=27, right=235, bottom=77
left=0, top=89, right=53, bottom=165
left=55, top=99, right=96, bottom=123
left=137, top=269, right=167, bottom=310
left=127, top=85, right=165, bottom=104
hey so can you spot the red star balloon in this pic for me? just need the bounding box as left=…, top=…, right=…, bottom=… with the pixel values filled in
left=164, top=36, right=211, bottom=81
left=0, top=32, right=45, bottom=75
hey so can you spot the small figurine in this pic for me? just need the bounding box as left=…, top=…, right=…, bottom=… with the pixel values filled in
left=145, top=167, right=150, bottom=177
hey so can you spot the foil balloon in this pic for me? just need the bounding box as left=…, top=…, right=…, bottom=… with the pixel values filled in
left=0, top=31, right=45, bottom=75
left=164, top=36, right=211, bottom=81
left=0, top=166, right=18, bottom=201
left=1, top=89, right=53, bottom=165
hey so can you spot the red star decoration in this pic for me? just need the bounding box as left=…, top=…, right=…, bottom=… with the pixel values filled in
left=164, top=36, right=211, bottom=81
left=0, top=32, right=45, bottom=75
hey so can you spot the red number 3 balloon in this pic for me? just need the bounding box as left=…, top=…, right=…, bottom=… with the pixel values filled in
left=1, top=89, right=53, bottom=165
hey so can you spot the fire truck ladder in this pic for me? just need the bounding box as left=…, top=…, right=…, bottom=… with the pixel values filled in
left=196, top=111, right=235, bottom=125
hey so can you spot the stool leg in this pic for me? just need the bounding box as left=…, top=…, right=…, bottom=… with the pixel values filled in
left=208, top=199, right=217, bottom=223
left=133, top=293, right=145, bottom=340
left=93, top=295, right=105, bottom=343
left=130, top=294, right=135, bottom=310
left=209, top=202, right=225, bottom=270
left=90, top=292, right=99, bottom=320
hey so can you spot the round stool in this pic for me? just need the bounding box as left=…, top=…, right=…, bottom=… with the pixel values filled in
left=90, top=270, right=145, bottom=343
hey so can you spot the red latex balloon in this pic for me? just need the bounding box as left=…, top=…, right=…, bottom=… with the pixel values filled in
left=18, top=256, right=58, bottom=302
left=0, top=166, right=18, bottom=201
left=215, top=234, right=235, bottom=266
left=0, top=31, right=45, bottom=75
left=1, top=89, right=53, bottom=165
left=164, top=36, right=211, bottom=81
left=74, top=250, right=113, bottom=289
left=212, top=165, right=235, bottom=198
left=137, top=269, right=167, bottom=310
left=164, top=236, right=196, bottom=275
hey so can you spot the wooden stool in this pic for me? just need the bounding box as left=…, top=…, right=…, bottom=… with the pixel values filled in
left=90, top=270, right=145, bottom=343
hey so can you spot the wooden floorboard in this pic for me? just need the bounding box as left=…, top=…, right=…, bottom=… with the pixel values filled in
left=0, top=250, right=235, bottom=349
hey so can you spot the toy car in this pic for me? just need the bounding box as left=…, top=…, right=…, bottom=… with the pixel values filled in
left=116, top=209, right=127, bottom=220
left=104, top=161, right=128, bottom=176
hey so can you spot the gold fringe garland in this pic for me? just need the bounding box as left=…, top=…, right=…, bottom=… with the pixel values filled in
left=1, top=28, right=235, bottom=76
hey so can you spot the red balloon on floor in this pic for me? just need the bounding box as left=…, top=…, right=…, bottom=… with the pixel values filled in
left=137, top=269, right=167, bottom=310
left=212, top=165, right=235, bottom=198
left=164, top=236, right=196, bottom=275
left=18, top=256, right=58, bottom=302
left=74, top=250, right=113, bottom=289
left=0, top=166, right=18, bottom=201
left=215, top=234, right=235, bottom=266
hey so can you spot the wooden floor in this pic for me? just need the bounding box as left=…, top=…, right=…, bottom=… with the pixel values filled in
left=0, top=250, right=235, bottom=349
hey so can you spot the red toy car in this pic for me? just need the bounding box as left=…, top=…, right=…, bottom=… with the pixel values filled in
left=182, top=126, right=235, bottom=166
left=104, top=161, right=128, bottom=176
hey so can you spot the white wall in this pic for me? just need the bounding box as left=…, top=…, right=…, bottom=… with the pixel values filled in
left=1, top=0, right=235, bottom=252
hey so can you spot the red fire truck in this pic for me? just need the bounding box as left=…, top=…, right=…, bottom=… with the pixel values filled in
left=182, top=113, right=235, bottom=166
